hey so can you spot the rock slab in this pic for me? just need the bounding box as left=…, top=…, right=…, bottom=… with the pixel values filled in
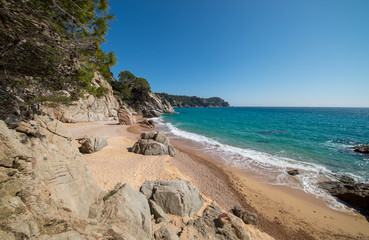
left=141, top=180, right=203, bottom=217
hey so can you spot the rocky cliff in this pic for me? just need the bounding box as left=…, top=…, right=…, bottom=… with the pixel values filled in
left=134, top=92, right=176, bottom=117
left=41, top=72, right=120, bottom=123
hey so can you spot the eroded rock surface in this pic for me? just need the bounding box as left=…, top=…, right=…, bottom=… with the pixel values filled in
left=183, top=205, right=250, bottom=240
left=117, top=107, right=136, bottom=125
left=141, top=180, right=203, bottom=217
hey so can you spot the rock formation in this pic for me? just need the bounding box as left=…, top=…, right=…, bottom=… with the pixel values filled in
left=319, top=178, right=369, bottom=212
left=78, top=135, right=107, bottom=153
left=41, top=72, right=120, bottom=123
left=117, top=107, right=136, bottom=125
left=232, top=205, right=258, bottom=225
left=141, top=180, right=203, bottom=217
left=183, top=205, right=250, bottom=240
left=132, top=131, right=176, bottom=157
left=139, top=119, right=156, bottom=129
left=135, top=92, right=176, bottom=117
left=348, top=145, right=369, bottom=154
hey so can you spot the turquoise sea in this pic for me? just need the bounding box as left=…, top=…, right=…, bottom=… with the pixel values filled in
left=157, top=107, right=369, bottom=210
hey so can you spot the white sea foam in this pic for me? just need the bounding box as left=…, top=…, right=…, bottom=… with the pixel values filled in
left=156, top=118, right=357, bottom=212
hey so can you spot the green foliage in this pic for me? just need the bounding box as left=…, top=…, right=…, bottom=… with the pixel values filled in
left=156, top=93, right=230, bottom=108
left=1, top=0, right=116, bottom=100
left=27, top=94, right=78, bottom=107
left=111, top=70, right=151, bottom=104
left=103, top=189, right=117, bottom=202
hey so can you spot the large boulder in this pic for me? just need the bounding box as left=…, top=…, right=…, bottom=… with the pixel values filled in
left=319, top=179, right=369, bottom=211
left=99, top=182, right=152, bottom=239
left=78, top=135, right=107, bottom=153
left=132, top=139, right=169, bottom=155
left=140, top=180, right=203, bottom=217
left=117, top=107, right=136, bottom=125
left=133, top=131, right=175, bottom=157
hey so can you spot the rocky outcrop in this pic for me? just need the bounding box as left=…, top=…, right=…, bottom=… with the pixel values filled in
left=232, top=205, right=258, bottom=225
left=42, top=72, right=120, bottom=123
left=135, top=92, right=176, bottom=117
left=132, top=131, right=175, bottom=157
left=319, top=178, right=369, bottom=212
left=141, top=180, right=203, bottom=217
left=183, top=205, right=250, bottom=240
left=77, top=135, right=107, bottom=153
left=117, top=107, right=136, bottom=125
left=348, top=145, right=369, bottom=154
left=139, top=119, right=156, bottom=129
left=98, top=182, right=152, bottom=239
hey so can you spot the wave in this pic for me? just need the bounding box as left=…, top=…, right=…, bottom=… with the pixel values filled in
left=155, top=117, right=357, bottom=212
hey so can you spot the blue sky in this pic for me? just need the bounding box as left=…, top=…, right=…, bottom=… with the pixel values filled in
left=102, top=0, right=369, bottom=107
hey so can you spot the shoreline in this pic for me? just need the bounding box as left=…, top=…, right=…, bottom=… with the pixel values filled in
left=66, top=120, right=369, bottom=240
left=170, top=138, right=369, bottom=240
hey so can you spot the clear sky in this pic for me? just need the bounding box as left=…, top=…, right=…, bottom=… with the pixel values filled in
left=102, top=0, right=369, bottom=107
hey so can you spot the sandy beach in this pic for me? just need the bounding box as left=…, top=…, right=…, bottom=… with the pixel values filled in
left=65, top=121, right=369, bottom=240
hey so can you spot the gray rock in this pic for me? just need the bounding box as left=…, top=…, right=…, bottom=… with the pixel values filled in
left=149, top=199, right=170, bottom=222
left=132, top=139, right=169, bottom=155
left=141, top=131, right=157, bottom=140
left=154, top=226, right=180, bottom=240
left=135, top=131, right=175, bottom=157
left=155, top=131, right=169, bottom=146
left=141, top=180, right=203, bottom=217
left=78, top=136, right=107, bottom=153
left=186, top=205, right=250, bottom=240
left=100, top=182, right=152, bottom=239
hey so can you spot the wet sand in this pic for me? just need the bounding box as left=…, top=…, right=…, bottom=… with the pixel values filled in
left=65, top=121, right=369, bottom=240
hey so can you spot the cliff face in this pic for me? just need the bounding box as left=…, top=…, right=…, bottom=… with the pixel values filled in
left=133, top=92, right=176, bottom=117
left=41, top=72, right=120, bottom=123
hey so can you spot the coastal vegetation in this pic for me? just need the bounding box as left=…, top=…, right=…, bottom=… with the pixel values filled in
left=0, top=0, right=116, bottom=100
left=156, top=93, right=230, bottom=108
left=111, top=70, right=151, bottom=105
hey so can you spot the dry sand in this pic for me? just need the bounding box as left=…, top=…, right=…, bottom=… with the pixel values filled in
left=65, top=121, right=369, bottom=240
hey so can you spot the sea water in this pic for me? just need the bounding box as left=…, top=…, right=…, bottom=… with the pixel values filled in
left=157, top=107, right=369, bottom=211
